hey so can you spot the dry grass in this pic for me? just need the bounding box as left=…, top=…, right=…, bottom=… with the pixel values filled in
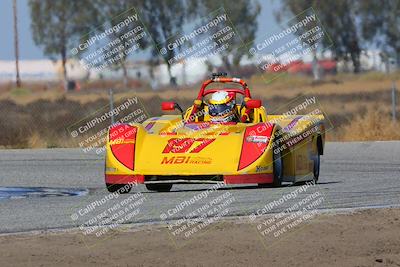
left=0, top=71, right=399, bottom=148
left=338, top=107, right=400, bottom=141
left=1, top=71, right=399, bottom=105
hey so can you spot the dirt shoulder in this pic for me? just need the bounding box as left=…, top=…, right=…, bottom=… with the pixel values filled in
left=1, top=208, right=399, bottom=267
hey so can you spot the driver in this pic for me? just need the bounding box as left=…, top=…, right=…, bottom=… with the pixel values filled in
left=208, top=91, right=238, bottom=123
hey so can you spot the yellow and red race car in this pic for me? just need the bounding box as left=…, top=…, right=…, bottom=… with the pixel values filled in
left=105, top=73, right=325, bottom=193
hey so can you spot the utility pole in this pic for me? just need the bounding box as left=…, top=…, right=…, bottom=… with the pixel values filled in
left=13, top=0, right=21, bottom=87
left=109, top=89, right=115, bottom=125
left=392, top=81, right=397, bottom=122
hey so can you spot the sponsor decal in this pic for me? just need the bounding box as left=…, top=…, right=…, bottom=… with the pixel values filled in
left=161, top=156, right=212, bottom=164
left=246, top=136, right=269, bottom=143
left=150, top=117, right=161, bottom=121
left=163, top=138, right=215, bottom=153
left=144, top=121, right=156, bottom=131
left=256, top=165, right=271, bottom=172
left=283, top=116, right=302, bottom=132
left=184, top=123, right=211, bottom=131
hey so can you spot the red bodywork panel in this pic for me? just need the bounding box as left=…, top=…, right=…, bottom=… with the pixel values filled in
left=224, top=173, right=273, bottom=184
left=105, top=174, right=145, bottom=184
left=238, top=123, right=274, bottom=170
left=109, top=124, right=137, bottom=170
left=105, top=174, right=273, bottom=185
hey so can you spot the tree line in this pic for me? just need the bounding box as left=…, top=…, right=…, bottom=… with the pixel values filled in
left=29, top=0, right=261, bottom=86
left=28, top=0, right=400, bottom=87
left=278, top=0, right=400, bottom=73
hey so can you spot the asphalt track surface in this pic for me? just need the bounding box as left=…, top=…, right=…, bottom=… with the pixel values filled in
left=0, top=141, right=399, bottom=234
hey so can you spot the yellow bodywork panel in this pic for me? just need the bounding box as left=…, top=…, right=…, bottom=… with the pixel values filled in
left=105, top=112, right=325, bottom=182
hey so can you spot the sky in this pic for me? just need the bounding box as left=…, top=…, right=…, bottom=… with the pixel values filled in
left=0, top=0, right=44, bottom=60
left=0, top=0, right=281, bottom=60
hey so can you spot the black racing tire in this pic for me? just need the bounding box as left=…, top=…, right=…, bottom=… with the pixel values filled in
left=258, top=150, right=283, bottom=188
left=313, top=153, right=320, bottom=183
left=145, top=183, right=173, bottom=192
left=272, top=150, right=283, bottom=187
left=106, top=183, right=132, bottom=194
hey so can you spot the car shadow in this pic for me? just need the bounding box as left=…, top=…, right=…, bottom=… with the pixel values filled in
left=315, top=181, right=341, bottom=185
left=98, top=180, right=343, bottom=194
left=288, top=181, right=342, bottom=187
left=140, top=183, right=294, bottom=193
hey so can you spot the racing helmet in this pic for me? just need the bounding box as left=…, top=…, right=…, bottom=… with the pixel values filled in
left=208, top=91, right=236, bottom=122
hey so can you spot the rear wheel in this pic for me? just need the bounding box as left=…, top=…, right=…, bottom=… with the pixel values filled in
left=145, top=183, right=173, bottom=192
left=313, top=153, right=320, bottom=183
left=106, top=183, right=132, bottom=194
left=294, top=153, right=320, bottom=186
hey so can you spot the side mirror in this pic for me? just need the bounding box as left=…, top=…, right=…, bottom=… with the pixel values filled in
left=161, top=101, right=184, bottom=118
left=161, top=102, right=176, bottom=111
left=245, top=99, right=262, bottom=109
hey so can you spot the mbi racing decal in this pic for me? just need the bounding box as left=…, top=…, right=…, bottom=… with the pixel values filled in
left=161, top=156, right=212, bottom=165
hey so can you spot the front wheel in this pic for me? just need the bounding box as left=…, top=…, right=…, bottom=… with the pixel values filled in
left=272, top=150, right=283, bottom=187
left=258, top=150, right=283, bottom=188
left=106, top=183, right=132, bottom=194
left=145, top=183, right=172, bottom=192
